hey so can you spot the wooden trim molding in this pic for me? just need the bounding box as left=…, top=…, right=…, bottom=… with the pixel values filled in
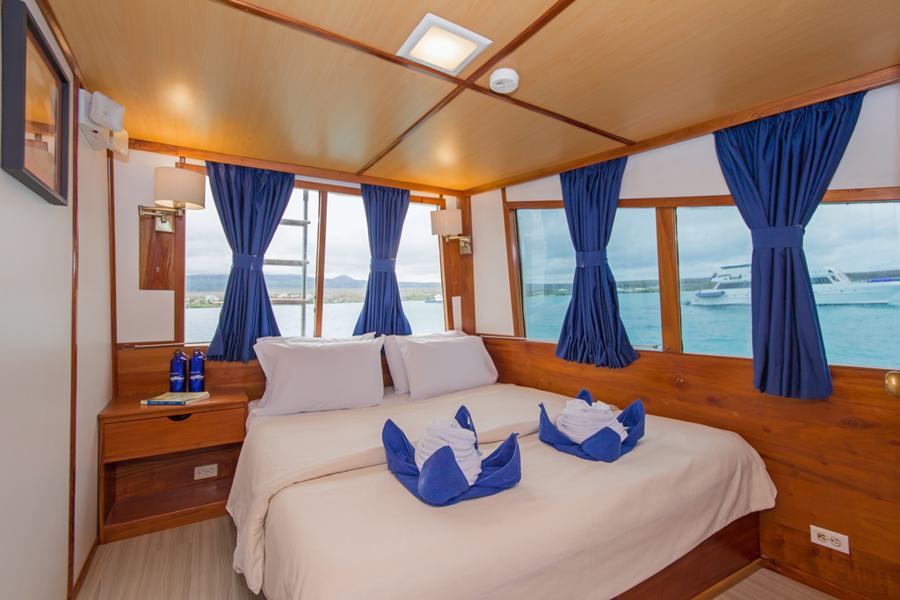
left=507, top=186, right=900, bottom=210
left=67, top=81, right=80, bottom=599
left=463, top=65, right=900, bottom=195
left=34, top=0, right=84, bottom=82
left=129, top=138, right=464, bottom=196
left=501, top=189, right=525, bottom=337
left=654, top=207, right=682, bottom=353
left=71, top=537, right=98, bottom=599
left=314, top=192, right=327, bottom=337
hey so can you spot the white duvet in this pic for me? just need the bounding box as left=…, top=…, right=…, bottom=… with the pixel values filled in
left=227, top=384, right=776, bottom=599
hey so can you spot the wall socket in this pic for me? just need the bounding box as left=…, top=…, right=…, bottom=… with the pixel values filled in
left=194, top=463, right=219, bottom=480
left=810, top=525, right=849, bottom=554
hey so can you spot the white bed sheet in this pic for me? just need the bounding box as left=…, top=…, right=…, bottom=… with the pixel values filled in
left=229, top=384, right=776, bottom=599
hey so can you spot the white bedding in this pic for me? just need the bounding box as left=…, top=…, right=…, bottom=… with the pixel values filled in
left=228, top=384, right=776, bottom=599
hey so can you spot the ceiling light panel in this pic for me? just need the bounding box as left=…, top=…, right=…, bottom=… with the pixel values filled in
left=397, top=13, right=492, bottom=76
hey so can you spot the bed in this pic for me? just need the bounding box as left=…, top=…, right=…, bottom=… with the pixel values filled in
left=228, top=383, right=776, bottom=600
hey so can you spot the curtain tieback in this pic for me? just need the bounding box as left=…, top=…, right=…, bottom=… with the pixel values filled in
left=371, top=258, right=396, bottom=272
left=232, top=252, right=265, bottom=271
left=575, top=249, right=607, bottom=269
left=751, top=225, right=805, bottom=249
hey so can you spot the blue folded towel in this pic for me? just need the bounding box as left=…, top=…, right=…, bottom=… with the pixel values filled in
left=383, top=406, right=521, bottom=506
left=538, top=389, right=645, bottom=462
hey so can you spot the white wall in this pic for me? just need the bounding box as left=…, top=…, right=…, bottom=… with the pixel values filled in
left=114, top=150, right=177, bottom=342
left=471, top=190, right=514, bottom=334
left=0, top=1, right=74, bottom=597
left=472, top=83, right=900, bottom=335
left=74, top=138, right=112, bottom=576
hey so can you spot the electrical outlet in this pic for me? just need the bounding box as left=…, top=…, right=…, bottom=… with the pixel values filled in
left=194, top=463, right=218, bottom=480
left=810, top=525, right=849, bottom=554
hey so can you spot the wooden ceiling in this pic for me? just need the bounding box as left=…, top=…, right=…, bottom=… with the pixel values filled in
left=47, top=0, right=900, bottom=192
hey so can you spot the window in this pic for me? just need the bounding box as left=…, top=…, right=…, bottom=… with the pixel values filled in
left=321, top=193, right=444, bottom=336
left=185, top=179, right=230, bottom=344
left=264, top=189, right=320, bottom=337
left=516, top=207, right=662, bottom=348
left=804, top=202, right=900, bottom=368
left=676, top=202, right=900, bottom=368
left=185, top=184, right=319, bottom=343
left=677, top=206, right=753, bottom=358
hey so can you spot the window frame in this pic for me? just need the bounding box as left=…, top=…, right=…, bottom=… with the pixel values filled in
left=503, top=186, right=899, bottom=368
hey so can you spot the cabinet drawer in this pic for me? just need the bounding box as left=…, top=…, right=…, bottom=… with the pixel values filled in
left=103, top=408, right=246, bottom=462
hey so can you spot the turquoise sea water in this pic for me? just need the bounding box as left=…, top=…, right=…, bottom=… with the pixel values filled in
left=524, top=292, right=899, bottom=369
left=186, top=294, right=898, bottom=369
left=185, top=300, right=446, bottom=344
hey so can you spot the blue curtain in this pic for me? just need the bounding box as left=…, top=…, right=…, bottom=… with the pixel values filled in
left=206, top=162, right=294, bottom=362
left=555, top=158, right=637, bottom=368
left=353, top=184, right=412, bottom=336
left=714, top=92, right=865, bottom=399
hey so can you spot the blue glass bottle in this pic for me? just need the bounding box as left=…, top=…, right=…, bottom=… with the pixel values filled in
left=189, top=349, right=206, bottom=392
left=169, top=349, right=188, bottom=392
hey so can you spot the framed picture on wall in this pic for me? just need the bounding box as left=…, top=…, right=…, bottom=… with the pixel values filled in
left=1, top=0, right=70, bottom=206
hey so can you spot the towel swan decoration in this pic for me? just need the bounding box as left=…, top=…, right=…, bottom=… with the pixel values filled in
left=539, top=389, right=645, bottom=461
left=383, top=406, right=521, bottom=506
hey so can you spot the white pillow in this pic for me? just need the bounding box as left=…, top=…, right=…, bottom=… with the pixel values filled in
left=254, top=337, right=385, bottom=416
left=255, top=333, right=375, bottom=377
left=398, top=335, right=498, bottom=401
left=384, top=331, right=463, bottom=394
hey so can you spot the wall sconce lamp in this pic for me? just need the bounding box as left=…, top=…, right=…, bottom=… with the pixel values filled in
left=138, top=163, right=206, bottom=232
left=431, top=208, right=471, bottom=255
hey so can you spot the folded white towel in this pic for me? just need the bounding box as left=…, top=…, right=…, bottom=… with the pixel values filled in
left=556, top=398, right=628, bottom=444
left=415, top=417, right=482, bottom=485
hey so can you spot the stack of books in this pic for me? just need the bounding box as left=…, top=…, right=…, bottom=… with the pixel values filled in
left=140, top=391, right=211, bottom=406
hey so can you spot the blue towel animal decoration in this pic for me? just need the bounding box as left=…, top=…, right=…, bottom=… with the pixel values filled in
left=382, top=406, right=521, bottom=506
left=539, top=389, right=645, bottom=462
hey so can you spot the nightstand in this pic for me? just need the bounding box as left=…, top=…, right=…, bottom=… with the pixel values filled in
left=98, top=390, right=249, bottom=542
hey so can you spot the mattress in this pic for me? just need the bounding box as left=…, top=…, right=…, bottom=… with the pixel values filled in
left=228, top=384, right=776, bottom=599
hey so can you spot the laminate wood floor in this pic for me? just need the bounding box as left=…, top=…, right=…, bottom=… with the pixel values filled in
left=77, top=517, right=836, bottom=600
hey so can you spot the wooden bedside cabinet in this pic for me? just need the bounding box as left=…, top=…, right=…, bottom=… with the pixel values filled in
left=98, top=391, right=249, bottom=542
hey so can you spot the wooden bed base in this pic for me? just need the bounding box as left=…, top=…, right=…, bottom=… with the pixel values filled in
left=616, top=513, right=760, bottom=599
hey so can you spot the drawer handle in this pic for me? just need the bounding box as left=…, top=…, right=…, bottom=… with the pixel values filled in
left=167, top=413, right=193, bottom=422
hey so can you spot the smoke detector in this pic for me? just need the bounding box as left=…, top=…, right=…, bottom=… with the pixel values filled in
left=489, top=68, right=519, bottom=94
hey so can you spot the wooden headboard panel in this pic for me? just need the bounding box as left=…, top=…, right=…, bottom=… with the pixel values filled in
left=482, top=336, right=898, bottom=600
left=115, top=344, right=393, bottom=399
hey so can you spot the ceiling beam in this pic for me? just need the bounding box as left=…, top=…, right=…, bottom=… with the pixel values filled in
left=209, top=0, right=635, bottom=169
left=128, top=138, right=466, bottom=196
left=462, top=64, right=900, bottom=195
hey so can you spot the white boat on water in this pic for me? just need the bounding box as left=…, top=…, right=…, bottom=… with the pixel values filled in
left=690, top=264, right=900, bottom=306
left=424, top=294, right=443, bottom=303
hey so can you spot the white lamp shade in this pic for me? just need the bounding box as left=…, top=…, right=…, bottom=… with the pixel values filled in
left=154, top=167, right=206, bottom=210
left=431, top=208, right=462, bottom=236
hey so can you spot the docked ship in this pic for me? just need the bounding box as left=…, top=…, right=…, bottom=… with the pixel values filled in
left=691, top=264, right=900, bottom=306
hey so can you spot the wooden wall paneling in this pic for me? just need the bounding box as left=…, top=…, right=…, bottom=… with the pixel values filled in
left=501, top=189, right=525, bottom=337
left=463, top=66, right=900, bottom=195
left=314, top=192, right=327, bottom=337
left=480, top=337, right=900, bottom=600
left=654, top=207, right=682, bottom=352
left=458, top=196, right=476, bottom=333
left=137, top=215, right=176, bottom=290
left=173, top=214, right=185, bottom=342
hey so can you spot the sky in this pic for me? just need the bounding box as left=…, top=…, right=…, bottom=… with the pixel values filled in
left=186, top=183, right=899, bottom=286
left=185, top=184, right=442, bottom=283
left=518, top=203, right=900, bottom=284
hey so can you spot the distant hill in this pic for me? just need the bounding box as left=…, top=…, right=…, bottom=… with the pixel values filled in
left=187, top=273, right=439, bottom=293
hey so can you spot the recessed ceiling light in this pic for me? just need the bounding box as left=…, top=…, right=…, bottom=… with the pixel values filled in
left=397, top=13, right=492, bottom=76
